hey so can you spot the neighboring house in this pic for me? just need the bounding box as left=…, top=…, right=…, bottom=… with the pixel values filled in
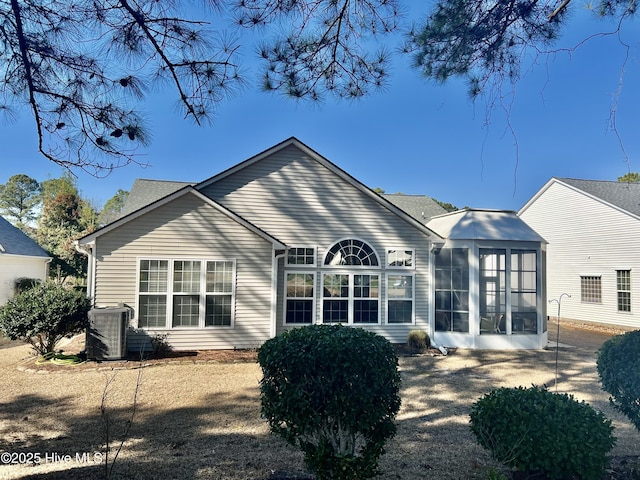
left=0, top=216, right=51, bottom=305
left=519, top=177, right=640, bottom=330
left=77, top=138, right=547, bottom=351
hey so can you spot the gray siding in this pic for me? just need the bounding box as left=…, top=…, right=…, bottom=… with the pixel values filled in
left=201, top=144, right=435, bottom=342
left=520, top=181, right=640, bottom=329
left=94, top=193, right=275, bottom=350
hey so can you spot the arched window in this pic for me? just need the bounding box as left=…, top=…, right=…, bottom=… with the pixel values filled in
left=324, top=239, right=379, bottom=266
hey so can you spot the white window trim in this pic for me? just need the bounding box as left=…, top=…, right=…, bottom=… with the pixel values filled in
left=386, top=248, right=416, bottom=269
left=283, top=270, right=316, bottom=325
left=136, top=257, right=236, bottom=329
left=320, top=271, right=382, bottom=325
left=385, top=272, right=416, bottom=325
left=322, top=238, right=382, bottom=268
left=286, top=246, right=317, bottom=267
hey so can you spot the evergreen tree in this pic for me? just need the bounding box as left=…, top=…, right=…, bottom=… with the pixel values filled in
left=0, top=174, right=41, bottom=228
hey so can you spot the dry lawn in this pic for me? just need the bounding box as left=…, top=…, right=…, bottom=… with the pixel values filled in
left=1, top=324, right=639, bottom=480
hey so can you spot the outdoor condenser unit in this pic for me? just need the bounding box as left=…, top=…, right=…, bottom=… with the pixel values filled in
left=86, top=306, right=131, bottom=361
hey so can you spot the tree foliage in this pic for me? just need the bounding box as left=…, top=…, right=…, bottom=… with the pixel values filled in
left=597, top=330, right=640, bottom=432
left=404, top=0, right=636, bottom=97
left=98, top=189, right=129, bottom=226
left=0, top=282, right=91, bottom=355
left=1, top=0, right=242, bottom=175
left=258, top=325, right=401, bottom=479
left=2, top=0, right=637, bottom=173
left=617, top=172, right=640, bottom=183
left=36, top=173, right=97, bottom=280
left=0, top=174, right=41, bottom=228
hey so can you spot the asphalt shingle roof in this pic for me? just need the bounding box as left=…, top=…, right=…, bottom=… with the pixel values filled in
left=0, top=216, right=49, bottom=257
left=119, top=179, right=195, bottom=218
left=559, top=178, right=640, bottom=217
left=382, top=194, right=447, bottom=223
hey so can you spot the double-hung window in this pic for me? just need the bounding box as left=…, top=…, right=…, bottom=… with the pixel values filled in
left=617, top=270, right=631, bottom=312
left=322, top=273, right=380, bottom=324
left=138, top=259, right=235, bottom=328
left=285, top=273, right=315, bottom=324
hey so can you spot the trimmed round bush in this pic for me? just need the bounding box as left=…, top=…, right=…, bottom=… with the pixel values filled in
left=407, top=329, right=430, bottom=352
left=598, top=330, right=640, bottom=431
left=258, top=324, right=401, bottom=480
left=469, top=385, right=616, bottom=480
left=0, top=282, right=91, bottom=355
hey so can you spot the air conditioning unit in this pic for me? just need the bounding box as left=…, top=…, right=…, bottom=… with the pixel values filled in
left=87, top=306, right=131, bottom=361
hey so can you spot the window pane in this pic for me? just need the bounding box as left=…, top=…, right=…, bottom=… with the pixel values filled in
left=581, top=276, right=602, bottom=303
left=452, top=312, right=469, bottom=332
left=172, top=295, right=199, bottom=327
left=354, top=300, right=379, bottom=323
left=388, top=275, right=412, bottom=298
left=325, top=239, right=379, bottom=266
left=323, top=300, right=348, bottom=323
left=435, top=269, right=451, bottom=289
left=206, top=261, right=233, bottom=293
left=286, top=300, right=313, bottom=324
left=388, top=249, right=413, bottom=267
left=205, top=295, right=232, bottom=326
left=287, top=247, right=315, bottom=265
left=139, top=295, right=166, bottom=328
left=139, top=260, right=168, bottom=293
left=435, top=290, right=451, bottom=311
left=354, top=275, right=379, bottom=298
left=173, top=261, right=201, bottom=293
left=287, top=273, right=314, bottom=298
left=323, top=274, right=348, bottom=297
left=388, top=300, right=412, bottom=324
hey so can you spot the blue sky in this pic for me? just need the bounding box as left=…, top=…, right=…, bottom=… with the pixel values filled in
left=1, top=6, right=639, bottom=212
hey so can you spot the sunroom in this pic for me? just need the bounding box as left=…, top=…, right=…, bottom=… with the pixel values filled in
left=426, top=209, right=548, bottom=349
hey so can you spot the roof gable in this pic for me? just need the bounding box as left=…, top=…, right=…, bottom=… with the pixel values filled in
left=78, top=186, right=286, bottom=248
left=0, top=216, right=50, bottom=257
left=197, top=137, right=444, bottom=242
left=559, top=178, right=640, bottom=218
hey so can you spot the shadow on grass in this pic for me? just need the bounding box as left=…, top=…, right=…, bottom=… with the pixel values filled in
left=2, top=345, right=637, bottom=480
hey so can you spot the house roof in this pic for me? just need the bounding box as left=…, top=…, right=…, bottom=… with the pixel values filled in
left=79, top=186, right=287, bottom=249
left=119, top=179, right=195, bottom=218
left=558, top=178, right=640, bottom=218
left=381, top=194, right=447, bottom=223
left=0, top=216, right=50, bottom=257
left=426, top=209, right=547, bottom=242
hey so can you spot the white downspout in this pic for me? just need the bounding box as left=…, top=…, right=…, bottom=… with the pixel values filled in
left=74, top=241, right=95, bottom=302
left=271, top=250, right=286, bottom=338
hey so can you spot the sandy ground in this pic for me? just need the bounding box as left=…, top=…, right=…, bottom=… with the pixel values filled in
left=0, top=322, right=638, bottom=479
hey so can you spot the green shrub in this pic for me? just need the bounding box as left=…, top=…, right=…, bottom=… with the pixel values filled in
left=597, top=330, right=640, bottom=431
left=258, top=325, right=401, bottom=480
left=0, top=282, right=91, bottom=355
left=469, top=385, right=616, bottom=480
left=407, top=329, right=430, bottom=352
left=14, top=277, right=41, bottom=294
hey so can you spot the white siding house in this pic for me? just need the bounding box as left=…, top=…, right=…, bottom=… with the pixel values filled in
left=0, top=216, right=50, bottom=305
left=77, top=138, right=547, bottom=351
left=519, top=178, right=640, bottom=329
